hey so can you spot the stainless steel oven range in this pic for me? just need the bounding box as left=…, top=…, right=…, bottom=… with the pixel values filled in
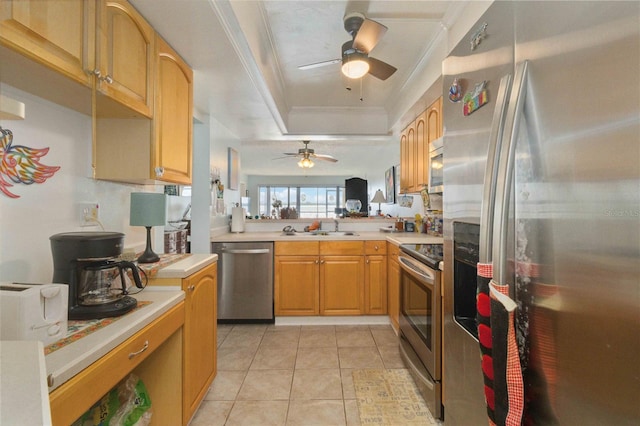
left=398, top=243, right=444, bottom=420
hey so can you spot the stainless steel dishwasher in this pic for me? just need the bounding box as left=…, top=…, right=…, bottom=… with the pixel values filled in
left=211, top=241, right=274, bottom=323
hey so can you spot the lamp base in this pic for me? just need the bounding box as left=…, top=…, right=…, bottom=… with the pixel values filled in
left=137, top=226, right=160, bottom=264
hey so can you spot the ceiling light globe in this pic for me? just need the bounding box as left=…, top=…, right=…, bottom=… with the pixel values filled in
left=341, top=58, right=369, bottom=79
left=298, top=158, right=314, bottom=168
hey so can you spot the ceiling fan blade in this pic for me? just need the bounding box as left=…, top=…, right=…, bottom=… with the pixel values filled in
left=312, top=154, right=338, bottom=162
left=352, top=18, right=387, bottom=53
left=298, top=58, right=341, bottom=70
left=367, top=57, right=397, bottom=80
left=273, top=155, right=298, bottom=160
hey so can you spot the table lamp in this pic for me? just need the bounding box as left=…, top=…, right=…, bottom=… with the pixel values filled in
left=371, top=189, right=386, bottom=216
left=130, top=192, right=166, bottom=263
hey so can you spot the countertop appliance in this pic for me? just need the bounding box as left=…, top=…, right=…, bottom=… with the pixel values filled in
left=397, top=243, right=443, bottom=419
left=442, top=2, right=639, bottom=425
left=211, top=241, right=274, bottom=323
left=0, top=283, right=68, bottom=345
left=50, top=232, right=144, bottom=320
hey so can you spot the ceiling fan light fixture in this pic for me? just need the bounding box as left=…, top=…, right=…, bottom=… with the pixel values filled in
left=298, top=157, right=314, bottom=168
left=341, top=52, right=369, bottom=79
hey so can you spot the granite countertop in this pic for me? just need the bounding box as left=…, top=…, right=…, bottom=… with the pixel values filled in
left=211, top=231, right=443, bottom=245
left=1, top=341, right=51, bottom=425
left=44, top=289, right=184, bottom=393
left=137, top=253, right=218, bottom=279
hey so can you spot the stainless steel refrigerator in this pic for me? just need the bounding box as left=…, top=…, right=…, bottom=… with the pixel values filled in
left=442, top=2, right=639, bottom=424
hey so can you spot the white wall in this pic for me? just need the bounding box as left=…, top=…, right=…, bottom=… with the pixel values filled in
left=0, top=85, right=162, bottom=283
left=208, top=115, right=243, bottom=231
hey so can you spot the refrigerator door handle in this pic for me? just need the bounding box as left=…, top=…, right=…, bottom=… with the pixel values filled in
left=493, top=60, right=529, bottom=286
left=479, top=73, right=513, bottom=264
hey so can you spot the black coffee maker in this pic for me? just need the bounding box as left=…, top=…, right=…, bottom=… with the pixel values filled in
left=50, top=232, right=144, bottom=320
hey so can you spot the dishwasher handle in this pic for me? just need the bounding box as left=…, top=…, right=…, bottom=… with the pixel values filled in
left=221, top=248, right=271, bottom=254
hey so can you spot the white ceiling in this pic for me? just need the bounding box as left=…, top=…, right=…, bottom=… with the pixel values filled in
left=129, top=0, right=463, bottom=177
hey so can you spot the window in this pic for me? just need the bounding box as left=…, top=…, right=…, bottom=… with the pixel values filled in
left=259, top=185, right=344, bottom=218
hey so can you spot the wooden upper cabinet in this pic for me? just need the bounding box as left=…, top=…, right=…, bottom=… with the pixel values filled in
left=154, top=34, right=193, bottom=184
left=0, top=0, right=95, bottom=87
left=398, top=96, right=443, bottom=194
left=415, top=110, right=429, bottom=191
left=96, top=0, right=154, bottom=117
left=427, top=96, right=443, bottom=142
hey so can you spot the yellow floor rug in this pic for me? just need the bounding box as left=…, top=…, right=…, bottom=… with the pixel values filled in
left=352, top=369, right=436, bottom=425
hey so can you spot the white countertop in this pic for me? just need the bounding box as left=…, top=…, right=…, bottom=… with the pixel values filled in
left=45, top=289, right=184, bottom=392
left=211, top=231, right=443, bottom=245
left=153, top=253, right=217, bottom=279
left=1, top=341, right=51, bottom=425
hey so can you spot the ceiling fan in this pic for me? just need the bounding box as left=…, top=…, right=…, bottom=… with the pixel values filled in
left=275, top=141, right=338, bottom=168
left=298, top=12, right=397, bottom=81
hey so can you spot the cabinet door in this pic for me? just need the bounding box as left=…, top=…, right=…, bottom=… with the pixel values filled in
left=320, top=255, right=364, bottom=315
left=415, top=110, right=429, bottom=190
left=183, top=263, right=217, bottom=424
left=387, top=244, right=400, bottom=331
left=0, top=0, right=95, bottom=86
left=154, top=34, right=193, bottom=184
left=365, top=254, right=387, bottom=314
left=427, top=96, right=443, bottom=142
left=399, top=127, right=409, bottom=193
left=97, top=0, right=154, bottom=117
left=275, top=256, right=319, bottom=315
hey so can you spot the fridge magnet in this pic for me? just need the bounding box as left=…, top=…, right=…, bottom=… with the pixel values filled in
left=449, top=78, right=463, bottom=103
left=0, top=126, right=60, bottom=199
left=463, top=81, right=489, bottom=116
left=470, top=22, right=488, bottom=51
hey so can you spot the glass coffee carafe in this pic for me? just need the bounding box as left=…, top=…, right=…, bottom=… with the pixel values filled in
left=78, top=260, right=143, bottom=306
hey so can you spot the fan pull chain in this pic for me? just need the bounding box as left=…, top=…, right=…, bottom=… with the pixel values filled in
left=360, top=78, right=364, bottom=102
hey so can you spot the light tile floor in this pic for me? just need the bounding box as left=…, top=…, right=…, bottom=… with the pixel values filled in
left=190, top=323, right=433, bottom=426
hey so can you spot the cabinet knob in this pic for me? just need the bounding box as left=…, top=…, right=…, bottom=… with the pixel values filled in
left=315, top=260, right=319, bottom=264
left=92, top=68, right=101, bottom=77
left=320, top=259, right=325, bottom=264
left=366, top=259, right=370, bottom=264
left=155, top=167, right=164, bottom=177
left=374, top=245, right=379, bottom=250
left=188, top=285, right=195, bottom=291
left=99, top=74, right=114, bottom=84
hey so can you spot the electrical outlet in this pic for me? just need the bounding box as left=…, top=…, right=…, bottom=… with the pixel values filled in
left=79, top=202, right=100, bottom=226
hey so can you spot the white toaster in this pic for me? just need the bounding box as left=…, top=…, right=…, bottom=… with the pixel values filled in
left=0, top=283, right=68, bottom=345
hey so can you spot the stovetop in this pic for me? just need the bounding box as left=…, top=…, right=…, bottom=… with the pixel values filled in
left=400, top=243, right=443, bottom=270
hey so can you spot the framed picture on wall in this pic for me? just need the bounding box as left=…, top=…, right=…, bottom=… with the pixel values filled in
left=228, top=148, right=239, bottom=190
left=395, top=164, right=401, bottom=201
left=385, top=166, right=395, bottom=203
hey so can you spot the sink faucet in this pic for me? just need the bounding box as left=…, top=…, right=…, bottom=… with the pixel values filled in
left=334, top=219, right=339, bottom=232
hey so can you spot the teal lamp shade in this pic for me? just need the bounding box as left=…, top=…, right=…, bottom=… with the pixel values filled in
left=130, top=192, right=166, bottom=263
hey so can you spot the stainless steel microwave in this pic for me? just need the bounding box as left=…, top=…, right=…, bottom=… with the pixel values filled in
left=429, top=137, right=443, bottom=194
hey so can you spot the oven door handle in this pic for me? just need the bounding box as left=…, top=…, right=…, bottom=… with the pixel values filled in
left=398, top=255, right=435, bottom=286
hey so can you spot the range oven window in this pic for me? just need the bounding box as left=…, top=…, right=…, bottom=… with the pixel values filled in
left=402, top=272, right=433, bottom=349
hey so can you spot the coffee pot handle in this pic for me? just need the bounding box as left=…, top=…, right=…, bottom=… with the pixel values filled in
left=118, top=261, right=145, bottom=289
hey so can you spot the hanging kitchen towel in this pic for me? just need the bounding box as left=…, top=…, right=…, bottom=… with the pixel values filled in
left=490, top=281, right=524, bottom=426
left=477, top=262, right=497, bottom=425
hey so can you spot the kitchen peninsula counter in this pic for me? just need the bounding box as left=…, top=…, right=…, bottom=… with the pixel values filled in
left=211, top=231, right=443, bottom=245
left=45, top=289, right=185, bottom=393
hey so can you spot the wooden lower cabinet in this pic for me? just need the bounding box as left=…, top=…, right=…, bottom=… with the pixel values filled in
left=275, top=240, right=388, bottom=316
left=275, top=255, right=320, bottom=315
left=320, top=255, right=365, bottom=315
left=49, top=303, right=185, bottom=425
left=387, top=242, right=401, bottom=331
left=182, top=263, right=217, bottom=424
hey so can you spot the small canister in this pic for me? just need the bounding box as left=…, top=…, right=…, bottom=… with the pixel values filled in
left=395, top=218, right=404, bottom=232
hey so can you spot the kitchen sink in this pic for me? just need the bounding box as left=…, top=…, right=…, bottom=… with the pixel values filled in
left=311, top=231, right=359, bottom=236
left=280, top=231, right=360, bottom=237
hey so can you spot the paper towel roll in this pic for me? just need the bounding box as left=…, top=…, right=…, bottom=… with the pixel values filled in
left=231, top=207, right=245, bottom=233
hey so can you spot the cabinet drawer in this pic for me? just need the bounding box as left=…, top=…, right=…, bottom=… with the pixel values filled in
left=387, top=242, right=400, bottom=258
left=365, top=240, right=387, bottom=255
left=320, top=241, right=364, bottom=255
left=275, top=241, right=319, bottom=255
left=49, top=302, right=185, bottom=425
